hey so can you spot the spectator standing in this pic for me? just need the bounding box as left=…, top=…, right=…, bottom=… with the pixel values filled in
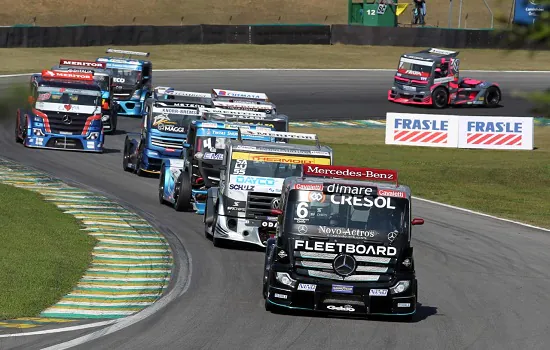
left=413, top=0, right=426, bottom=25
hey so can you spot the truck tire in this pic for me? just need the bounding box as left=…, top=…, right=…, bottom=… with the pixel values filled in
left=432, top=86, right=449, bottom=109
left=174, top=171, right=192, bottom=212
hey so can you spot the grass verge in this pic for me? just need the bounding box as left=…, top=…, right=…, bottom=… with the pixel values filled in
left=0, top=184, right=95, bottom=319
left=289, top=126, right=550, bottom=229
left=2, top=0, right=509, bottom=29
left=1, top=45, right=550, bottom=74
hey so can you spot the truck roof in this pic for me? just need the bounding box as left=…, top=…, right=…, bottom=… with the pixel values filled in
left=287, top=177, right=412, bottom=198
left=230, top=139, right=332, bottom=156
left=403, top=48, right=459, bottom=62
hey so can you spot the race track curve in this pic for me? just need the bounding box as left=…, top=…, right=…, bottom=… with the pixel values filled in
left=1, top=70, right=550, bottom=350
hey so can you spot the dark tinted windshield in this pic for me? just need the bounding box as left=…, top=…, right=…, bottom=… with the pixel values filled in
left=36, top=87, right=101, bottom=112
left=94, top=75, right=109, bottom=91
left=283, top=189, right=409, bottom=241
left=110, top=68, right=140, bottom=84
left=398, top=57, right=433, bottom=76
left=195, top=135, right=226, bottom=161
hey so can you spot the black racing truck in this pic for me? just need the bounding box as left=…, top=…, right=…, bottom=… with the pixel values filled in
left=262, top=164, right=424, bottom=320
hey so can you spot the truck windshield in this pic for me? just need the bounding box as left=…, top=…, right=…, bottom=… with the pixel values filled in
left=283, top=189, right=409, bottom=241
left=398, top=57, right=433, bottom=75
left=110, top=68, right=140, bottom=85
left=151, top=111, right=199, bottom=134
left=94, top=75, right=109, bottom=91
left=35, top=86, right=101, bottom=113
left=229, top=152, right=331, bottom=179
left=195, top=135, right=227, bottom=161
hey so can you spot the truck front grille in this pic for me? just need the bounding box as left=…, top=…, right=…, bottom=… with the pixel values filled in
left=246, top=192, right=280, bottom=216
left=47, top=113, right=88, bottom=135
left=150, top=136, right=183, bottom=149
left=292, top=251, right=396, bottom=282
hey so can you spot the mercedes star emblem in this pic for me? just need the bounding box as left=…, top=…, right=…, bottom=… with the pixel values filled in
left=332, top=254, right=357, bottom=277
left=62, top=115, right=72, bottom=125
left=387, top=231, right=399, bottom=243
left=297, top=225, right=308, bottom=234
left=270, top=198, right=280, bottom=209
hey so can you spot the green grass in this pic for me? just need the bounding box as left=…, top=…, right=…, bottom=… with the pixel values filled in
left=1, top=45, right=550, bottom=74
left=290, top=127, right=550, bottom=229
left=2, top=0, right=510, bottom=29
left=0, top=184, right=95, bottom=319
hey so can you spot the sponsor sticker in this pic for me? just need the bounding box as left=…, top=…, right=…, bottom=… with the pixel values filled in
left=378, top=189, right=407, bottom=198
left=324, top=183, right=376, bottom=196
left=318, top=226, right=377, bottom=239
left=397, top=303, right=411, bottom=308
left=203, top=152, right=223, bottom=160
left=229, top=184, right=254, bottom=191
left=294, top=183, right=323, bottom=191
left=331, top=284, right=353, bottom=294
left=326, top=305, right=355, bottom=312
left=303, top=164, right=397, bottom=183
left=369, top=289, right=388, bottom=296
left=274, top=293, right=288, bottom=299
left=294, top=240, right=397, bottom=256
left=297, top=283, right=317, bottom=292
left=231, top=152, right=331, bottom=165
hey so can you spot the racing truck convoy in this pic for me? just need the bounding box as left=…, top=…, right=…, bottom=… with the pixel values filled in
left=211, top=89, right=277, bottom=114
left=158, top=120, right=276, bottom=214
left=96, top=48, right=152, bottom=118
left=122, top=88, right=212, bottom=176
left=388, top=47, right=501, bottom=108
left=203, top=129, right=333, bottom=248
left=51, top=59, right=118, bottom=133
left=262, top=164, right=424, bottom=320
left=16, top=70, right=104, bottom=152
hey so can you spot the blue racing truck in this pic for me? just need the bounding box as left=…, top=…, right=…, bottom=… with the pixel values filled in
left=16, top=70, right=104, bottom=152
left=158, top=121, right=276, bottom=214
left=96, top=48, right=152, bottom=118
left=50, top=58, right=118, bottom=133
left=122, top=88, right=213, bottom=176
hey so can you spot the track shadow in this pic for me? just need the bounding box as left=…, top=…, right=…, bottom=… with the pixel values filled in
left=102, top=148, right=121, bottom=154
left=206, top=237, right=267, bottom=253
left=269, top=302, right=438, bottom=323
left=106, top=129, right=128, bottom=136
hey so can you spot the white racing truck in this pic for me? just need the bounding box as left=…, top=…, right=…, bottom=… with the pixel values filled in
left=211, top=88, right=277, bottom=114
left=203, top=128, right=333, bottom=248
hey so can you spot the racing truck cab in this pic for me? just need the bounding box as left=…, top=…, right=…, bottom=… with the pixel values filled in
left=122, top=89, right=207, bottom=176
left=388, top=47, right=501, bottom=108
left=201, top=108, right=289, bottom=135
left=96, top=48, right=152, bottom=117
left=211, top=88, right=277, bottom=114
left=263, top=164, right=425, bottom=319
left=203, top=129, right=333, bottom=248
left=158, top=120, right=276, bottom=214
left=17, top=70, right=104, bottom=152
left=50, top=59, right=118, bottom=133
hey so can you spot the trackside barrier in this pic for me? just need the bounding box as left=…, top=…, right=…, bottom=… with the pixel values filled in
left=457, top=116, right=534, bottom=150
left=385, top=113, right=459, bottom=148
left=385, top=113, right=534, bottom=150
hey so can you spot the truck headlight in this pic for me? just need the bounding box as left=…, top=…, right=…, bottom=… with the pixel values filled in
left=276, top=272, right=296, bottom=288
left=194, top=152, right=204, bottom=160
left=132, top=90, right=141, bottom=99
left=101, top=115, right=110, bottom=121
left=390, top=280, right=411, bottom=294
left=86, top=132, right=99, bottom=140
left=32, top=128, right=45, bottom=136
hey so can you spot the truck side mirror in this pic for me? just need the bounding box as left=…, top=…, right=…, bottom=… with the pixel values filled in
left=411, top=218, right=424, bottom=226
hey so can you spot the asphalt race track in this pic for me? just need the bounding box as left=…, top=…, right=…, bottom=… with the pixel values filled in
left=1, top=70, right=550, bottom=350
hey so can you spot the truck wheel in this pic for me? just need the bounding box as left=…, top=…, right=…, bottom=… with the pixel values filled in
left=204, top=211, right=214, bottom=240
left=122, top=138, right=131, bottom=172
left=15, top=117, right=22, bottom=143
left=484, top=86, right=501, bottom=108
left=158, top=168, right=167, bottom=205
left=431, top=87, right=448, bottom=109
left=174, top=172, right=192, bottom=212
